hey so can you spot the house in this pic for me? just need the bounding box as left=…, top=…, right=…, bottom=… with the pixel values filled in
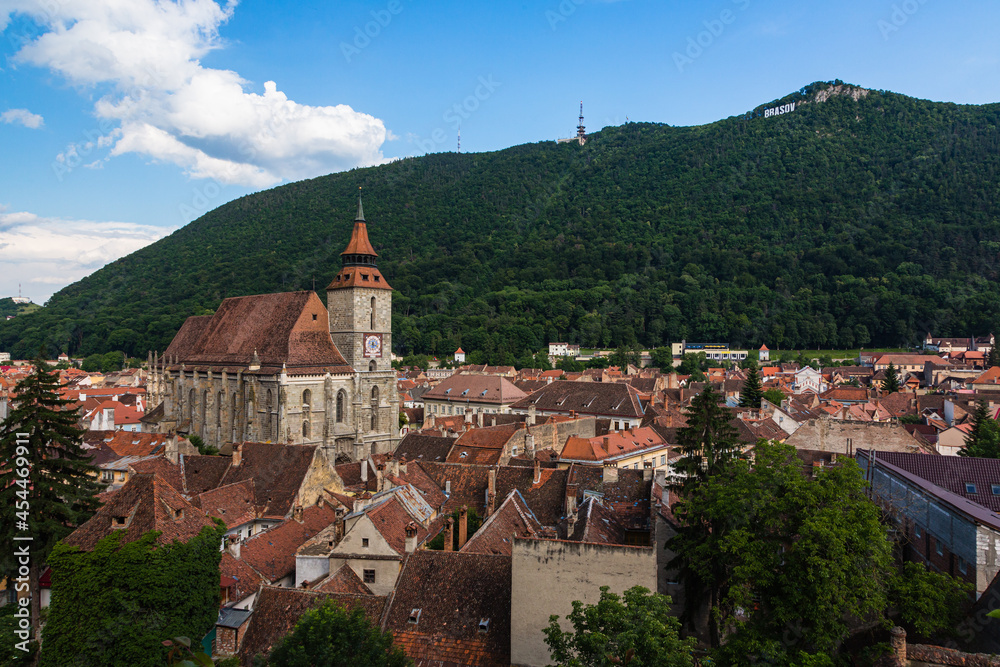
left=793, top=366, right=827, bottom=394
left=326, top=484, right=436, bottom=595
left=239, top=503, right=338, bottom=587
left=454, top=347, right=466, bottom=363
left=559, top=426, right=673, bottom=472
left=784, top=414, right=932, bottom=456
left=422, top=372, right=528, bottom=417
left=873, top=354, right=949, bottom=375
left=548, top=342, right=580, bottom=357
left=385, top=551, right=512, bottom=667
left=856, top=450, right=1000, bottom=597
left=510, top=380, right=645, bottom=431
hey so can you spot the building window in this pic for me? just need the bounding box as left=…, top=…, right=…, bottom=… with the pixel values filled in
left=914, top=524, right=921, bottom=538
left=935, top=540, right=944, bottom=556
left=408, top=608, right=421, bottom=624
left=336, top=390, right=346, bottom=423
left=511, top=446, right=518, bottom=456
left=302, top=389, right=311, bottom=411
left=958, top=559, right=968, bottom=574
left=363, top=569, right=375, bottom=584
left=369, top=360, right=376, bottom=372
left=362, top=538, right=369, bottom=548
left=966, top=483, right=977, bottom=494
left=302, top=420, right=310, bottom=438
left=660, top=454, right=666, bottom=466
left=371, top=296, right=376, bottom=330
left=993, top=485, right=1000, bottom=495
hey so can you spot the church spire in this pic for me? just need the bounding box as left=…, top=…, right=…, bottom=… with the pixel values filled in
left=327, top=189, right=392, bottom=290
left=356, top=187, right=365, bottom=222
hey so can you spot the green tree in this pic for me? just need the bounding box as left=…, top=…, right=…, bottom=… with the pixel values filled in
left=882, top=362, right=901, bottom=393
left=761, top=388, right=785, bottom=406
left=101, top=350, right=125, bottom=373
left=651, top=347, right=674, bottom=372
left=673, top=385, right=742, bottom=491
left=959, top=400, right=1000, bottom=458
left=267, top=599, right=411, bottom=667
left=557, top=358, right=585, bottom=373
left=41, top=524, right=226, bottom=667
left=739, top=366, right=763, bottom=409
left=610, top=345, right=640, bottom=369
left=543, top=585, right=695, bottom=667
left=678, top=353, right=707, bottom=382
left=988, top=344, right=1000, bottom=369
left=81, top=353, right=103, bottom=372
left=0, top=356, right=103, bottom=646
left=889, top=562, right=971, bottom=638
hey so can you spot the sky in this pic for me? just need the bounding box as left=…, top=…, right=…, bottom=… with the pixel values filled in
left=1, top=0, right=999, bottom=304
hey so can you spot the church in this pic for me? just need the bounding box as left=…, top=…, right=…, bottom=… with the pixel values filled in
left=145, top=194, right=399, bottom=461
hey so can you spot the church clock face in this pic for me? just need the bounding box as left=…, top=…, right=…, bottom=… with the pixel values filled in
left=364, top=333, right=382, bottom=358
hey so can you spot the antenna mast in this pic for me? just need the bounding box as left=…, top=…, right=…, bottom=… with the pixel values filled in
left=576, top=101, right=587, bottom=145
left=457, top=128, right=461, bottom=153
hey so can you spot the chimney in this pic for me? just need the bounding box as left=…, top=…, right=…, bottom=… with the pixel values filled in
left=444, top=517, right=455, bottom=552
left=669, top=371, right=678, bottom=389
left=293, top=505, right=304, bottom=522
left=226, top=534, right=241, bottom=559
left=361, top=460, right=368, bottom=484
left=388, top=455, right=399, bottom=478
left=445, top=479, right=451, bottom=495
left=231, top=442, right=242, bottom=467
left=335, top=518, right=345, bottom=542
left=602, top=461, right=618, bottom=483
left=399, top=455, right=408, bottom=475
left=533, top=458, right=541, bottom=484
left=526, top=433, right=536, bottom=458
left=487, top=468, right=497, bottom=516
left=427, top=412, right=436, bottom=428
left=465, top=407, right=473, bottom=425
left=405, top=522, right=418, bottom=554
left=889, top=627, right=906, bottom=664
left=528, top=404, right=536, bottom=426
left=602, top=436, right=610, bottom=454
left=565, top=482, right=578, bottom=517
left=376, top=463, right=385, bottom=491
left=458, top=506, right=469, bottom=549
left=643, top=461, right=653, bottom=481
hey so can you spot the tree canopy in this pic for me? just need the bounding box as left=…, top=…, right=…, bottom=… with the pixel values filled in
left=5, top=82, right=1000, bottom=360
left=266, top=600, right=410, bottom=667
left=543, top=585, right=695, bottom=667
left=960, top=400, right=1000, bottom=458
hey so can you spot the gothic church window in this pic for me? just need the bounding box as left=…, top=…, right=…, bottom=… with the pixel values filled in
left=336, top=390, right=346, bottom=423
left=371, top=296, right=376, bottom=330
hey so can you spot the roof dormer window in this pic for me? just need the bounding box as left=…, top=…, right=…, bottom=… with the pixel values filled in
left=479, top=618, right=490, bottom=633
left=409, top=609, right=421, bottom=624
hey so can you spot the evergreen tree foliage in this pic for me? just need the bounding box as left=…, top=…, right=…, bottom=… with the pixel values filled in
left=40, top=524, right=226, bottom=667
left=882, top=362, right=901, bottom=393
left=988, top=344, right=1000, bottom=369
left=6, top=83, right=1000, bottom=360
left=739, top=365, right=763, bottom=408
left=672, top=385, right=743, bottom=492
left=0, top=355, right=103, bottom=643
left=266, top=600, right=411, bottom=667
left=543, top=586, right=695, bottom=667
left=959, top=400, right=1000, bottom=458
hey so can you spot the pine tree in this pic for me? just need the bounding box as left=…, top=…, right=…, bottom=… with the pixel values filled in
left=883, top=362, right=901, bottom=393
left=672, top=385, right=743, bottom=492
left=987, top=344, right=1000, bottom=369
left=739, top=365, right=763, bottom=409
left=960, top=400, right=1000, bottom=458
left=0, top=356, right=103, bottom=647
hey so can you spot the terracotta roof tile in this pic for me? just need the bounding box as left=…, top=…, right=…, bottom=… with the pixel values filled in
left=221, top=443, right=317, bottom=519
left=510, top=380, right=644, bottom=419
left=164, top=291, right=353, bottom=374
left=395, top=433, right=454, bottom=463
left=220, top=551, right=263, bottom=603
left=423, top=373, right=527, bottom=406
left=460, top=490, right=540, bottom=556
left=241, top=504, right=338, bottom=583
left=385, top=551, right=511, bottom=667
left=62, top=473, right=217, bottom=551
left=237, top=586, right=387, bottom=666
left=313, top=564, right=374, bottom=595
left=194, top=480, right=257, bottom=529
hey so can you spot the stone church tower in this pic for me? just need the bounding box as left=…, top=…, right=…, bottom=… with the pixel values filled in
left=146, top=192, right=399, bottom=461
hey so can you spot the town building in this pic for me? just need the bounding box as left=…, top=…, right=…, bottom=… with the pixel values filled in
left=670, top=341, right=748, bottom=363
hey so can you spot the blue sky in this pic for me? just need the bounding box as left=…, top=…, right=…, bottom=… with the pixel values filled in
left=1, top=0, right=999, bottom=303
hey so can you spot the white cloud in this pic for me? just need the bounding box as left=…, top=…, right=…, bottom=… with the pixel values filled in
left=1, top=108, right=44, bottom=128
left=0, top=207, right=173, bottom=304
left=2, top=0, right=390, bottom=186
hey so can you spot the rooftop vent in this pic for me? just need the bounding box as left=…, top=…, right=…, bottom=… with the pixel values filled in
left=409, top=609, right=422, bottom=624
left=479, top=618, right=490, bottom=633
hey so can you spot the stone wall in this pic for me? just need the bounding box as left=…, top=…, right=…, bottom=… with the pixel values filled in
left=784, top=415, right=928, bottom=455
left=510, top=537, right=656, bottom=667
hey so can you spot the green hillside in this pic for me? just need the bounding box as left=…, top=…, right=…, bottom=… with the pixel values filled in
left=3, top=80, right=1000, bottom=363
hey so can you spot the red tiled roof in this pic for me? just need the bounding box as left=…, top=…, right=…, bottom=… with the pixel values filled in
left=221, top=443, right=317, bottom=519
left=366, top=495, right=431, bottom=555
left=865, top=450, right=1000, bottom=513
left=237, top=586, right=387, bottom=666
left=220, top=551, right=263, bottom=603
left=313, top=564, right=374, bottom=595
left=241, top=504, right=338, bottom=583
left=423, top=373, right=527, bottom=405
left=460, top=490, right=540, bottom=556
left=62, top=473, right=217, bottom=550
left=194, top=480, right=257, bottom=529
left=385, top=551, right=511, bottom=667
left=163, top=291, right=353, bottom=374
left=560, top=426, right=666, bottom=462
left=510, top=380, right=644, bottom=419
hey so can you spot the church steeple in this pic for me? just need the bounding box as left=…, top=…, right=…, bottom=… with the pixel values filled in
left=327, top=189, right=391, bottom=290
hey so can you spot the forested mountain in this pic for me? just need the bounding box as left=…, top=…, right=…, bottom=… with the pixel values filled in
left=4, top=81, right=1000, bottom=362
